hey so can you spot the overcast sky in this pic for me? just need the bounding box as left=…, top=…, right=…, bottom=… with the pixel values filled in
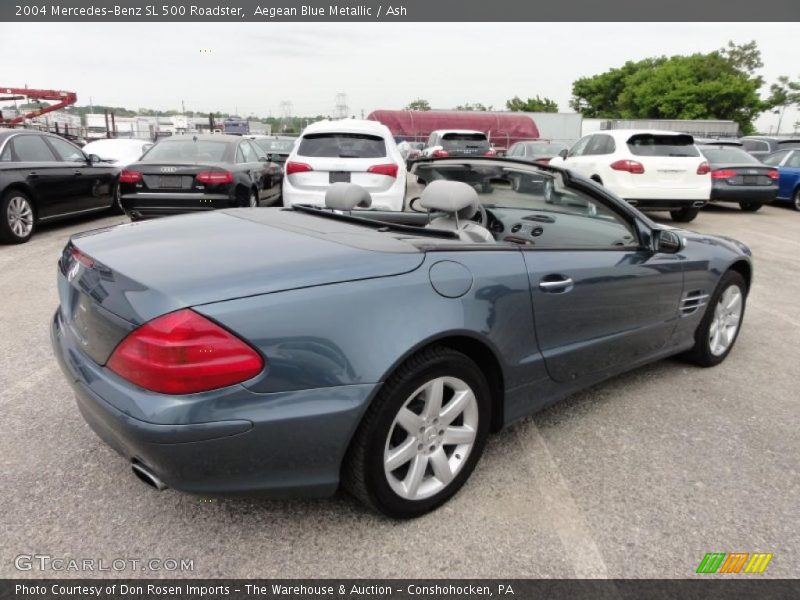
left=0, top=22, right=797, bottom=133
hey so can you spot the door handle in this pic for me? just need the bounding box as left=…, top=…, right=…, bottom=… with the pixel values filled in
left=539, top=276, right=574, bottom=293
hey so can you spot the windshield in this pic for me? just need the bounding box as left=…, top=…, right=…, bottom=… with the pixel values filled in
left=700, top=147, right=761, bottom=164
left=254, top=139, right=294, bottom=154
left=626, top=134, right=699, bottom=157
left=297, top=133, right=386, bottom=158
left=525, top=142, right=568, bottom=157
left=141, top=140, right=229, bottom=163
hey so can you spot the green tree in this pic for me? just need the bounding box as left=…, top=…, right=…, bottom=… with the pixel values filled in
left=405, top=98, right=431, bottom=111
left=570, top=41, right=770, bottom=134
left=505, top=95, right=558, bottom=113
left=767, top=75, right=800, bottom=134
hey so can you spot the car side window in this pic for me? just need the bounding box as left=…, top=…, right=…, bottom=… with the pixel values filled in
left=568, top=136, right=592, bottom=158
left=742, top=139, right=768, bottom=152
left=585, top=134, right=615, bottom=155
left=47, top=137, right=86, bottom=162
left=786, top=152, right=800, bottom=168
left=762, top=151, right=789, bottom=166
left=248, top=140, right=267, bottom=161
left=10, top=135, right=58, bottom=162
left=0, top=143, right=12, bottom=161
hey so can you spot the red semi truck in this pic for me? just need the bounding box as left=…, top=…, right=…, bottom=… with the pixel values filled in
left=367, top=109, right=541, bottom=152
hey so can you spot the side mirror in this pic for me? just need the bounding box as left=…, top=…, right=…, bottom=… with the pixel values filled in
left=558, top=149, right=569, bottom=159
left=88, top=154, right=102, bottom=164
left=654, top=229, right=684, bottom=254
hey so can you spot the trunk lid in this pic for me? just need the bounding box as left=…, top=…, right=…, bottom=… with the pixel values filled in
left=58, top=209, right=424, bottom=363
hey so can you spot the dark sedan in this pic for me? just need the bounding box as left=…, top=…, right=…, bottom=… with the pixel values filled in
left=119, top=134, right=282, bottom=220
left=0, top=129, right=119, bottom=244
left=699, top=144, right=778, bottom=211
left=53, top=157, right=752, bottom=518
left=506, top=140, right=570, bottom=164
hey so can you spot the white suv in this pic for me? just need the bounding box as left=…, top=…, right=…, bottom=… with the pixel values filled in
left=548, top=130, right=711, bottom=222
left=283, top=119, right=407, bottom=211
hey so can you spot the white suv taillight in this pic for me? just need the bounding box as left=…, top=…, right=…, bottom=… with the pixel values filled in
left=610, top=159, right=645, bottom=174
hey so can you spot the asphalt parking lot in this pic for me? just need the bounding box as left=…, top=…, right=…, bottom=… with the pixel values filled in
left=1, top=204, right=798, bottom=579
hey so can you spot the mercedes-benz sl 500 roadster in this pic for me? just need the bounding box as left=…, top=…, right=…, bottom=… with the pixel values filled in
left=52, top=158, right=752, bottom=518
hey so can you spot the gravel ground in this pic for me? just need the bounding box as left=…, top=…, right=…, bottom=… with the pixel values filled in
left=1, top=203, right=797, bottom=579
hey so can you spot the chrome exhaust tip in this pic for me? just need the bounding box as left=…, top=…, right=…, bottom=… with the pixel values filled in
left=131, top=462, right=168, bottom=491
left=692, top=201, right=706, bottom=208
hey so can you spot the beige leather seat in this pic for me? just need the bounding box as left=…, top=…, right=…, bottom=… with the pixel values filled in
left=421, top=180, right=495, bottom=243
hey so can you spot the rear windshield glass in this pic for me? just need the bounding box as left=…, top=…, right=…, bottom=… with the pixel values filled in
left=700, top=147, right=760, bottom=165
left=526, top=143, right=568, bottom=156
left=141, top=140, right=229, bottom=163
left=442, top=133, right=487, bottom=142
left=254, top=139, right=294, bottom=154
left=626, top=134, right=699, bottom=157
left=297, top=133, right=386, bottom=158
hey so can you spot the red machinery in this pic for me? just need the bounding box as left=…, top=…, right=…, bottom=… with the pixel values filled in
left=0, top=86, right=78, bottom=125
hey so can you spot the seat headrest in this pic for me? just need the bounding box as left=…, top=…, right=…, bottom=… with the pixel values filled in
left=324, top=183, right=372, bottom=211
left=420, top=180, right=478, bottom=220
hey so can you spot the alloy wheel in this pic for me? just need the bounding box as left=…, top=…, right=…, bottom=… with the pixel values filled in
left=7, top=196, right=33, bottom=238
left=709, top=285, right=743, bottom=356
left=383, top=376, right=478, bottom=501
left=250, top=192, right=258, bottom=208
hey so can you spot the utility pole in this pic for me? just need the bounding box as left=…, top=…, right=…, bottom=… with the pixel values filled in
left=334, top=93, right=348, bottom=119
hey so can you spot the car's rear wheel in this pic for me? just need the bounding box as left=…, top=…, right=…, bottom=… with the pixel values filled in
left=682, top=270, right=746, bottom=367
left=793, top=188, right=800, bottom=211
left=109, top=184, right=125, bottom=215
left=0, top=190, right=35, bottom=244
left=738, top=201, right=762, bottom=212
left=343, top=346, right=490, bottom=518
left=670, top=207, right=699, bottom=222
left=249, top=190, right=258, bottom=208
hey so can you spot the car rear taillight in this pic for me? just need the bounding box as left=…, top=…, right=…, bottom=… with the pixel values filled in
left=711, top=169, right=737, bottom=180
left=119, top=170, right=143, bottom=183
left=485, top=149, right=497, bottom=157
left=107, top=309, right=264, bottom=395
left=610, top=160, right=645, bottom=174
left=431, top=149, right=449, bottom=158
left=196, top=171, right=233, bottom=185
left=367, top=163, right=399, bottom=178
left=285, top=161, right=313, bottom=175
left=767, top=169, right=779, bottom=180
left=70, top=246, right=94, bottom=269
left=697, top=161, right=711, bottom=175
left=535, top=158, right=552, bottom=165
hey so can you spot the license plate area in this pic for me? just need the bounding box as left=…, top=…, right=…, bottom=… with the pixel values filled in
left=329, top=171, right=351, bottom=184
left=160, top=175, right=183, bottom=188
left=743, top=175, right=758, bottom=185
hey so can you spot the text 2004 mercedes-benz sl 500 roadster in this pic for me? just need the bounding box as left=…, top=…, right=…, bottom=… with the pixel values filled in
left=51, top=157, right=752, bottom=518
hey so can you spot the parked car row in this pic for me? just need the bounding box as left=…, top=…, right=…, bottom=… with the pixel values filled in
left=3, top=123, right=800, bottom=244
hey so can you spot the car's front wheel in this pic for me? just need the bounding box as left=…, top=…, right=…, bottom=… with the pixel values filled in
left=682, top=270, right=746, bottom=367
left=0, top=190, right=35, bottom=244
left=344, top=346, right=490, bottom=518
left=738, top=201, right=762, bottom=212
left=670, top=207, right=699, bottom=222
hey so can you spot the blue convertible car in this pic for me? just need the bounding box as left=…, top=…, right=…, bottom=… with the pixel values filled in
left=51, top=158, right=752, bottom=518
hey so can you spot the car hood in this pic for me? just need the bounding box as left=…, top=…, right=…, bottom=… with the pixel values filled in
left=678, top=229, right=752, bottom=257
left=67, top=208, right=424, bottom=325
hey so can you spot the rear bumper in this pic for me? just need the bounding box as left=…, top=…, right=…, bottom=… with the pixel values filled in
left=120, top=192, right=236, bottom=219
left=710, top=186, right=777, bottom=204
left=51, top=309, right=376, bottom=497
left=282, top=178, right=405, bottom=211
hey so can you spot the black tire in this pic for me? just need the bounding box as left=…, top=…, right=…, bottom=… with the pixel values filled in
left=793, top=188, right=800, bottom=212
left=250, top=189, right=259, bottom=208
left=681, top=270, right=747, bottom=368
left=738, top=201, right=762, bottom=212
left=0, top=189, right=35, bottom=244
left=343, top=346, right=491, bottom=518
left=109, top=184, right=125, bottom=215
left=670, top=207, right=699, bottom=223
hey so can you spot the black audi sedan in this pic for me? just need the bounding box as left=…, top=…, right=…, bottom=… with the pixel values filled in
left=0, top=129, right=119, bottom=244
left=118, top=134, right=282, bottom=220
left=699, top=144, right=779, bottom=212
